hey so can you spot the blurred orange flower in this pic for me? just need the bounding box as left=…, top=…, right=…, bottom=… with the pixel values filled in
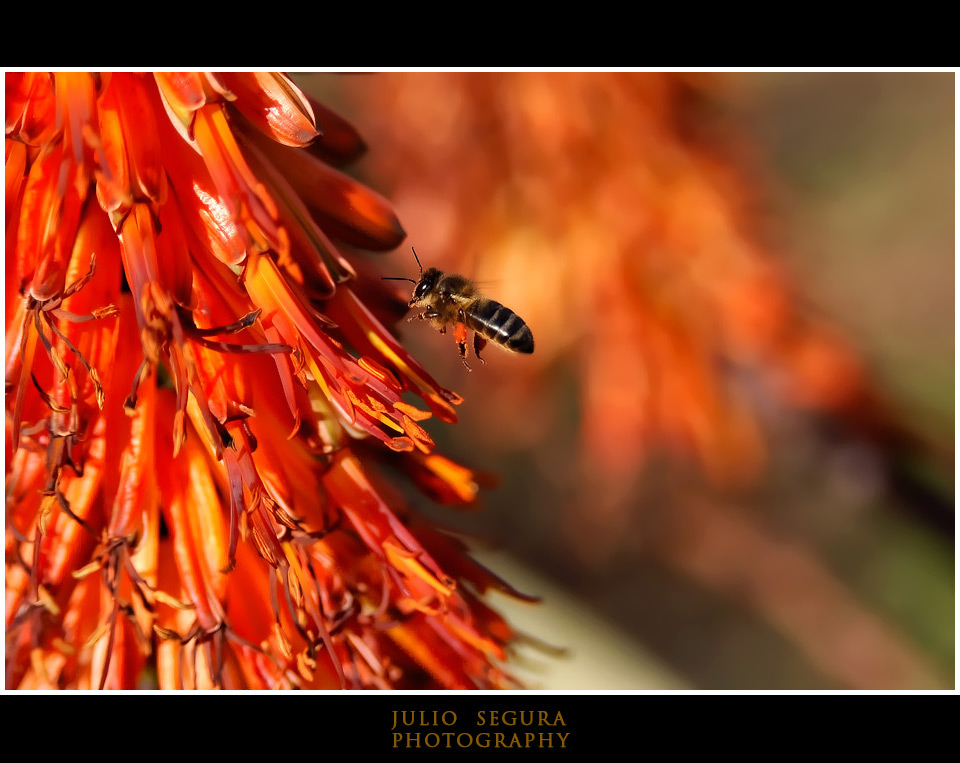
left=5, top=71, right=530, bottom=690
left=332, top=73, right=951, bottom=691
left=341, top=72, right=927, bottom=528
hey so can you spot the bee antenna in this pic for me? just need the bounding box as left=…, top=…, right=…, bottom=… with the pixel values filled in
left=381, top=246, right=424, bottom=284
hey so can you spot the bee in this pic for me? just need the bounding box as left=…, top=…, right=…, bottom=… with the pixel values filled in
left=383, top=248, right=534, bottom=370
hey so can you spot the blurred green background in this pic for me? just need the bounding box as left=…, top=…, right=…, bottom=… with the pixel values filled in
left=296, top=72, right=954, bottom=690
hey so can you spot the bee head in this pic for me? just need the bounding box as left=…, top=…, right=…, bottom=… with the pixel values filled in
left=410, top=268, right=442, bottom=305
left=382, top=247, right=441, bottom=307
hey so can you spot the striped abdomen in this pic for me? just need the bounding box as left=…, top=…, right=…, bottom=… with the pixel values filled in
left=465, top=299, right=534, bottom=354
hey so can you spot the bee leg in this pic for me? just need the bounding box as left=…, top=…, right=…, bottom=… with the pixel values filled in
left=473, top=333, right=487, bottom=364
left=408, top=309, right=440, bottom=323
left=454, top=322, right=471, bottom=371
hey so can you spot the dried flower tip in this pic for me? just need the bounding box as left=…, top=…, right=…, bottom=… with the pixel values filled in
left=52, top=637, right=76, bottom=656
left=71, top=558, right=105, bottom=580
left=36, top=585, right=61, bottom=616
left=153, top=624, right=185, bottom=642
left=153, top=589, right=195, bottom=611
left=91, top=305, right=121, bottom=319
left=83, top=621, right=111, bottom=650
left=30, top=648, right=52, bottom=686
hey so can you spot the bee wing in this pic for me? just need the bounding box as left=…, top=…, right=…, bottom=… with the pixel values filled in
left=450, top=279, right=499, bottom=305
left=446, top=291, right=478, bottom=307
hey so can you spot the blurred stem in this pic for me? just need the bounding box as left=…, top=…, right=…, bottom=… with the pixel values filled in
left=658, top=495, right=947, bottom=690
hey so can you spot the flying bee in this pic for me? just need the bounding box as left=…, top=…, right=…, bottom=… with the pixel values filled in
left=383, top=248, right=534, bottom=370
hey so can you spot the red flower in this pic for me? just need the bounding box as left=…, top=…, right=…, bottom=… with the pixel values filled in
left=6, top=72, right=530, bottom=689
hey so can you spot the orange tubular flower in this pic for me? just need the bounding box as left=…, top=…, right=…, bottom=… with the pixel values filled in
left=5, top=71, right=527, bottom=690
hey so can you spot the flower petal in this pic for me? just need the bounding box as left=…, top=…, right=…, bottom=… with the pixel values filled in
left=219, top=72, right=319, bottom=147
left=240, top=126, right=405, bottom=251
